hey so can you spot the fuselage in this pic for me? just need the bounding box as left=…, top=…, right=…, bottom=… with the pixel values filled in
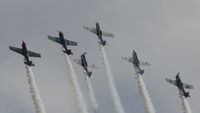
left=96, top=23, right=106, bottom=45
left=81, top=53, right=88, bottom=67
left=96, top=23, right=102, bottom=37
left=22, top=42, right=30, bottom=63
left=81, top=53, right=92, bottom=77
left=81, top=53, right=89, bottom=72
left=132, top=50, right=144, bottom=75
left=175, top=75, right=186, bottom=93
left=59, top=32, right=67, bottom=50
left=132, top=50, right=140, bottom=68
left=22, top=42, right=27, bottom=55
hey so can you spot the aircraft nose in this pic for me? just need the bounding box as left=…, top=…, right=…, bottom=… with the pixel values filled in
left=58, top=31, right=63, bottom=34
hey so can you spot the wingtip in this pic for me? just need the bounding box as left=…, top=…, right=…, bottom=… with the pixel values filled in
left=8, top=46, right=13, bottom=50
left=73, top=59, right=77, bottom=62
left=38, top=54, right=42, bottom=58
left=83, top=25, right=87, bottom=29
left=121, top=56, right=127, bottom=60
left=110, top=34, right=115, bottom=37
left=47, top=35, right=52, bottom=38
left=94, top=21, right=98, bottom=24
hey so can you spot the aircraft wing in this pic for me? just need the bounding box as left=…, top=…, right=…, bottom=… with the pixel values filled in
left=88, top=63, right=99, bottom=69
left=65, top=39, right=77, bottom=46
left=73, top=59, right=82, bottom=65
left=84, top=26, right=97, bottom=35
left=9, top=46, right=23, bottom=55
left=182, top=83, right=194, bottom=89
left=121, top=56, right=133, bottom=63
left=28, top=50, right=41, bottom=57
left=139, top=61, right=150, bottom=66
left=165, top=78, right=177, bottom=86
left=73, top=58, right=98, bottom=69
left=48, top=36, right=61, bottom=44
left=102, top=31, right=114, bottom=37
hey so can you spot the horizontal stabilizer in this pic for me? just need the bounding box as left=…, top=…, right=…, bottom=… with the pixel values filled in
left=139, top=70, right=144, bottom=75
left=184, top=92, right=190, bottom=98
left=87, top=71, right=92, bottom=77
left=100, top=40, right=106, bottom=46
left=63, top=49, right=73, bottom=55
left=24, top=61, right=35, bottom=66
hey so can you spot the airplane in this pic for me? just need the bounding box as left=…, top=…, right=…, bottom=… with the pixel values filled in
left=121, top=49, right=150, bottom=75
left=84, top=22, right=114, bottom=46
left=48, top=31, right=78, bottom=55
left=9, top=41, right=41, bottom=66
left=73, top=52, right=98, bottom=77
left=166, top=72, right=194, bottom=98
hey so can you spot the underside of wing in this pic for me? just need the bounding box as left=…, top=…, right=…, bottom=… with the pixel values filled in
left=84, top=26, right=97, bottom=35
left=9, top=46, right=23, bottom=55
left=139, top=61, right=151, bottom=66
left=88, top=63, right=99, bottom=69
left=165, top=78, right=177, bottom=86
left=182, top=83, right=194, bottom=89
left=121, top=56, right=133, bottom=63
left=65, top=39, right=77, bottom=46
left=73, top=59, right=82, bottom=65
left=102, top=31, right=114, bottom=37
left=28, top=50, right=41, bottom=58
left=48, top=36, right=61, bottom=44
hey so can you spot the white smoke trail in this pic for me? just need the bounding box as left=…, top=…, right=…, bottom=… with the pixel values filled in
left=64, top=54, right=89, bottom=113
left=180, top=95, right=192, bottom=113
left=137, top=74, right=155, bottom=113
left=25, top=65, right=46, bottom=113
left=100, top=45, right=125, bottom=113
left=85, top=76, right=98, bottom=113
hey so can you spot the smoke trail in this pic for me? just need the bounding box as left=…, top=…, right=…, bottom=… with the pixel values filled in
left=100, top=45, right=125, bottom=113
left=180, top=95, right=192, bottom=113
left=64, top=54, right=89, bottom=113
left=137, top=74, right=155, bottom=113
left=85, top=76, right=98, bottom=113
left=25, top=65, right=46, bottom=113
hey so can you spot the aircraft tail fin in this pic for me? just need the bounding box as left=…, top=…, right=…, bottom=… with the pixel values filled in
left=84, top=71, right=92, bottom=77
left=102, top=40, right=106, bottom=46
left=139, top=70, right=144, bottom=75
left=139, top=69, right=144, bottom=75
left=184, top=92, right=190, bottom=98
left=99, top=40, right=106, bottom=46
left=88, top=71, right=92, bottom=77
left=63, top=49, right=73, bottom=55
left=24, top=61, right=35, bottom=66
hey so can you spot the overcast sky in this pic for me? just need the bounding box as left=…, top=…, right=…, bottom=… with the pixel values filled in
left=0, top=0, right=200, bottom=113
